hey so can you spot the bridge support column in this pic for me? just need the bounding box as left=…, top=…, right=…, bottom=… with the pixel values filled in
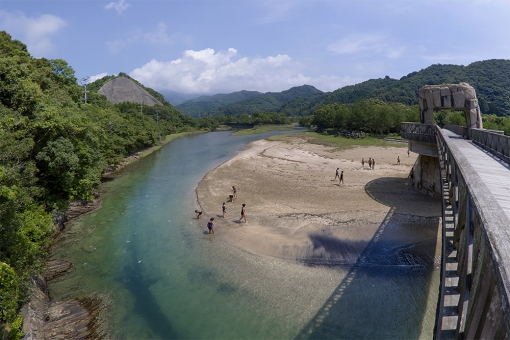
left=413, top=154, right=442, bottom=198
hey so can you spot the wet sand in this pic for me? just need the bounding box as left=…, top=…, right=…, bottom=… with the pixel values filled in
left=196, top=138, right=441, bottom=265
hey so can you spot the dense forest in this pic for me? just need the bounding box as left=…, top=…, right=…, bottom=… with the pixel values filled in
left=176, top=59, right=510, bottom=118
left=0, top=31, right=208, bottom=336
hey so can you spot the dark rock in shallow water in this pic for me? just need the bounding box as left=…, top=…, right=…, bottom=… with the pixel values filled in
left=44, top=260, right=73, bottom=282
left=21, top=276, right=109, bottom=339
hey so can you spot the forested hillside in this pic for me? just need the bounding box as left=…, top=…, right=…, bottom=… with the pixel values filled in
left=177, top=85, right=324, bottom=117
left=175, top=59, right=510, bottom=118
left=0, top=31, right=202, bottom=335
left=316, top=60, right=510, bottom=115
left=176, top=90, right=261, bottom=116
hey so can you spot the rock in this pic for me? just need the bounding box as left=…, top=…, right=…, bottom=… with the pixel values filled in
left=44, top=260, right=73, bottom=282
left=98, top=76, right=163, bottom=106
left=418, top=83, right=482, bottom=128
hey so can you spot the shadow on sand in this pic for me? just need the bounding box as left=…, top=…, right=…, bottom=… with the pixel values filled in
left=295, top=177, right=441, bottom=339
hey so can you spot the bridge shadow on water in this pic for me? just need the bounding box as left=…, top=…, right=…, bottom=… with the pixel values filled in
left=295, top=177, right=441, bottom=340
left=119, top=243, right=182, bottom=339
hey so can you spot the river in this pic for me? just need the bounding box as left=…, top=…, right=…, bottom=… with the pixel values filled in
left=48, top=130, right=440, bottom=339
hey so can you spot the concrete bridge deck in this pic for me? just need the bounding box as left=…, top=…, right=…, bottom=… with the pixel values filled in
left=437, top=128, right=510, bottom=338
left=441, top=128, right=510, bottom=217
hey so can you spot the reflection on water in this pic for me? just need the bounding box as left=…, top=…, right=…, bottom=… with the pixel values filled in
left=48, top=131, right=440, bottom=339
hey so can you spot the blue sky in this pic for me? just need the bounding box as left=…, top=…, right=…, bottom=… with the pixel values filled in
left=0, top=0, right=509, bottom=95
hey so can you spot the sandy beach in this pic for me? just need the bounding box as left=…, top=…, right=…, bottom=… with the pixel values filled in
left=196, top=137, right=442, bottom=265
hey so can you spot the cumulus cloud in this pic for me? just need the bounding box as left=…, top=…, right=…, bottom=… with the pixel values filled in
left=0, top=10, right=66, bottom=56
left=130, top=48, right=316, bottom=94
left=105, top=0, right=131, bottom=14
left=89, top=73, right=109, bottom=83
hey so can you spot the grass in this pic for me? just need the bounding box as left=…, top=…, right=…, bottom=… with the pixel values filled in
left=230, top=124, right=295, bottom=136
left=267, top=131, right=408, bottom=150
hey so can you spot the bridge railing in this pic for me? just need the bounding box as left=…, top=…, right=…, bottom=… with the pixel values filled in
left=400, top=122, right=436, bottom=143
left=436, top=126, right=510, bottom=338
left=443, top=125, right=510, bottom=165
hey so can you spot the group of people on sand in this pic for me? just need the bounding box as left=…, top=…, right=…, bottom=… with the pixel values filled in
left=361, top=157, right=376, bottom=169
left=195, top=185, right=247, bottom=234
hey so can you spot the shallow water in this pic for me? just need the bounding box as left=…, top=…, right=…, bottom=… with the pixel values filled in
left=49, top=131, right=440, bottom=339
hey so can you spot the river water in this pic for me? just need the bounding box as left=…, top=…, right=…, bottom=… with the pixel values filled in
left=49, top=131, right=440, bottom=339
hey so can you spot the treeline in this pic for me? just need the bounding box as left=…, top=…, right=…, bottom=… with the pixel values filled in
left=174, top=60, right=510, bottom=118
left=0, top=31, right=205, bottom=335
left=301, top=99, right=420, bottom=135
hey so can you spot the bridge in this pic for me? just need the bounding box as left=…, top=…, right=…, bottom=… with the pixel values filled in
left=401, top=84, right=510, bottom=339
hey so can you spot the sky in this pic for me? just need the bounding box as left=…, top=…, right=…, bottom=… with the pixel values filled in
left=0, top=0, right=509, bottom=96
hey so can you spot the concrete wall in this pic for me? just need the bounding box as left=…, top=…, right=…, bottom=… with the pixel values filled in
left=412, top=155, right=442, bottom=199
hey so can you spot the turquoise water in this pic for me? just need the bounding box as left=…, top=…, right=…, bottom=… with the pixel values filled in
left=48, top=131, right=440, bottom=339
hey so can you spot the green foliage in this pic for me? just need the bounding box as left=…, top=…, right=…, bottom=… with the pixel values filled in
left=8, top=314, right=25, bottom=340
left=434, top=110, right=467, bottom=127
left=177, top=85, right=324, bottom=118
left=0, top=30, right=205, bottom=322
left=310, top=99, right=419, bottom=135
left=0, top=262, right=19, bottom=322
left=317, top=60, right=510, bottom=116
left=176, top=60, right=510, bottom=119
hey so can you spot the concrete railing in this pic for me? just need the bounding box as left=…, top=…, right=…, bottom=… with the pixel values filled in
left=443, top=125, right=468, bottom=138
left=435, top=126, right=510, bottom=339
left=443, top=125, right=510, bottom=165
left=400, top=122, right=436, bottom=144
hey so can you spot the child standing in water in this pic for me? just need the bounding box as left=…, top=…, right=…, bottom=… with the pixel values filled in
left=207, top=218, right=216, bottom=234
left=239, top=204, right=247, bottom=223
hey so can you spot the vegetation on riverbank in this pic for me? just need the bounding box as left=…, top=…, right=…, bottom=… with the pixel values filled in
left=231, top=124, right=295, bottom=136
left=0, top=31, right=205, bottom=333
left=268, top=132, right=406, bottom=150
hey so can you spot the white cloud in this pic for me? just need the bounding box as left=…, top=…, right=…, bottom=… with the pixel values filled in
left=328, top=34, right=388, bottom=55
left=106, top=22, right=184, bottom=53
left=130, top=48, right=325, bottom=94
left=106, top=39, right=127, bottom=53
left=105, top=0, right=131, bottom=14
left=0, top=10, right=66, bottom=56
left=133, top=22, right=175, bottom=45
left=89, top=73, right=109, bottom=83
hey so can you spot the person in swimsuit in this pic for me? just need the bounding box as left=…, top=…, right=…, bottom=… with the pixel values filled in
left=372, top=158, right=376, bottom=169
left=339, top=171, right=344, bottom=185
left=232, top=186, right=237, bottom=198
left=362, top=158, right=364, bottom=167
left=239, top=203, right=247, bottom=223
left=368, top=158, right=372, bottom=169
left=195, top=210, right=202, bottom=219
left=222, top=202, right=226, bottom=218
left=207, top=217, right=216, bottom=234
left=335, top=168, right=340, bottom=180
left=397, top=156, right=400, bottom=165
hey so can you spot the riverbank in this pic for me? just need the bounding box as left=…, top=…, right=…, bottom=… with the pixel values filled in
left=21, top=131, right=201, bottom=339
left=196, top=136, right=443, bottom=336
left=197, top=137, right=441, bottom=261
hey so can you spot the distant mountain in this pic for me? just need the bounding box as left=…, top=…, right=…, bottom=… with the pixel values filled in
left=159, top=90, right=204, bottom=106
left=211, top=85, right=324, bottom=117
left=177, top=85, right=324, bottom=117
left=176, top=90, right=262, bottom=116
left=316, top=59, right=510, bottom=116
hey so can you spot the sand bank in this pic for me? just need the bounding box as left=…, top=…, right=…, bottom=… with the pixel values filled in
left=196, top=138, right=442, bottom=264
